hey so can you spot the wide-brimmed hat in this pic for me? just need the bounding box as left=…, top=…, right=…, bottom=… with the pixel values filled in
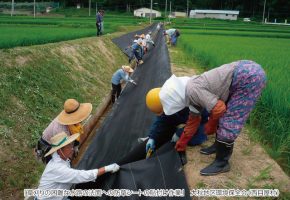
left=122, top=65, right=134, bottom=73
left=45, top=132, right=80, bottom=157
left=57, top=99, right=92, bottom=125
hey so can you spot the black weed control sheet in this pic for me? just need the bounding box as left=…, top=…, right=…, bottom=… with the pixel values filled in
left=73, top=24, right=191, bottom=200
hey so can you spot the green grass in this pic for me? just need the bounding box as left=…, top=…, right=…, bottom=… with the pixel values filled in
left=0, top=34, right=129, bottom=198
left=169, top=18, right=290, bottom=175
left=0, top=11, right=147, bottom=49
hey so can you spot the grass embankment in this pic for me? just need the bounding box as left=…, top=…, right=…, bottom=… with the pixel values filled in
left=169, top=18, right=290, bottom=176
left=0, top=34, right=128, bottom=199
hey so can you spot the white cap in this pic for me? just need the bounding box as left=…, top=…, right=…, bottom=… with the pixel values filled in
left=159, top=74, right=192, bottom=115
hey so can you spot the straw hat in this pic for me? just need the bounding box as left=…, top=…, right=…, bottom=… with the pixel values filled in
left=122, top=65, right=134, bottom=73
left=45, top=132, right=80, bottom=157
left=140, top=34, right=145, bottom=39
left=57, top=99, right=92, bottom=125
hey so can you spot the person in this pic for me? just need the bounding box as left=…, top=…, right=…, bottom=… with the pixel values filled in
left=145, top=31, right=155, bottom=48
left=152, top=60, right=266, bottom=175
left=131, top=39, right=144, bottom=65
left=144, top=79, right=210, bottom=159
left=111, top=65, right=136, bottom=104
left=96, top=10, right=104, bottom=36
left=35, top=99, right=92, bottom=164
left=36, top=132, right=119, bottom=200
left=164, top=29, right=180, bottom=46
left=171, top=29, right=180, bottom=46
left=117, top=80, right=210, bottom=166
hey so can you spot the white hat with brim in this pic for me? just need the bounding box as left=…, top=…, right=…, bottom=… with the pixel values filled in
left=45, top=132, right=80, bottom=157
left=57, top=99, right=92, bottom=125
left=159, top=74, right=192, bottom=115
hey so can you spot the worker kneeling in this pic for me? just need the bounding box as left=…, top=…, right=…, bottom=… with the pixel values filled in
left=36, top=132, right=120, bottom=200
left=145, top=81, right=211, bottom=163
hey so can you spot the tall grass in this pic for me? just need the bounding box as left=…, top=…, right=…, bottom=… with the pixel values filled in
left=0, top=14, right=146, bottom=49
left=178, top=31, right=290, bottom=174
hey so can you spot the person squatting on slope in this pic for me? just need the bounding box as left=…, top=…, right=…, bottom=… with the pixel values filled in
left=116, top=77, right=210, bottom=166
left=36, top=132, right=119, bottom=200
left=96, top=10, right=104, bottom=36
left=145, top=31, right=155, bottom=49
left=111, top=65, right=136, bottom=104
left=129, top=38, right=144, bottom=65
left=151, top=60, right=266, bottom=176
left=35, top=99, right=92, bottom=164
left=145, top=86, right=211, bottom=160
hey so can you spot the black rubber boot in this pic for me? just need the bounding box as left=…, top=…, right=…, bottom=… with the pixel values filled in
left=200, top=139, right=234, bottom=176
left=200, top=140, right=217, bottom=155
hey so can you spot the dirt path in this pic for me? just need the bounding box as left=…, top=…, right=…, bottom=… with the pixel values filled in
left=171, top=61, right=290, bottom=199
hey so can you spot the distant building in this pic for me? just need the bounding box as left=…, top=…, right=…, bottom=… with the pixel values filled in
left=171, top=12, right=187, bottom=18
left=134, top=8, right=161, bottom=18
left=190, top=10, right=239, bottom=20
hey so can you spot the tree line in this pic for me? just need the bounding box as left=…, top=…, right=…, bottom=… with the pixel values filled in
left=2, top=0, right=289, bottom=19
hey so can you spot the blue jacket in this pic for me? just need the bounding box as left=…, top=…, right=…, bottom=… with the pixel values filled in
left=131, top=43, right=143, bottom=60
left=111, top=69, right=132, bottom=85
left=148, top=108, right=209, bottom=145
left=96, top=13, right=103, bottom=23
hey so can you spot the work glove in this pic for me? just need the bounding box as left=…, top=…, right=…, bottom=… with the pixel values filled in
left=105, top=163, right=120, bottom=173
left=171, top=133, right=179, bottom=143
left=73, top=145, right=79, bottom=158
left=175, top=114, right=201, bottom=152
left=146, top=138, right=155, bottom=153
left=129, top=80, right=137, bottom=85
left=205, top=100, right=226, bottom=135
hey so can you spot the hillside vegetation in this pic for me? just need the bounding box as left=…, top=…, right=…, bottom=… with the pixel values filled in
left=0, top=33, right=129, bottom=199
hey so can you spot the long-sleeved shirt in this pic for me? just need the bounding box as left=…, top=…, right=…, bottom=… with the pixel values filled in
left=145, top=34, right=155, bottom=45
left=131, top=43, right=143, bottom=60
left=165, top=29, right=176, bottom=37
left=37, top=153, right=98, bottom=200
left=186, top=61, right=237, bottom=113
left=42, top=118, right=70, bottom=143
left=148, top=108, right=209, bottom=141
left=111, top=69, right=132, bottom=85
left=96, top=12, right=103, bottom=23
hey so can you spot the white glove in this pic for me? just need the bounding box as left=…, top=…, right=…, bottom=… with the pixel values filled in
left=129, top=80, right=137, bottom=85
left=105, top=163, right=120, bottom=173
left=171, top=133, right=180, bottom=143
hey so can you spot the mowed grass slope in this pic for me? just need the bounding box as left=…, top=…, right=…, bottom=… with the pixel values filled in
left=170, top=18, right=290, bottom=174
left=0, top=34, right=128, bottom=199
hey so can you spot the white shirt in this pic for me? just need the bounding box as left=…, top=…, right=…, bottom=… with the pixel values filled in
left=37, top=153, right=98, bottom=200
left=145, top=34, right=151, bottom=40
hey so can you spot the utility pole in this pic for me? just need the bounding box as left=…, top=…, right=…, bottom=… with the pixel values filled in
left=150, top=0, right=153, bottom=24
left=169, top=1, right=171, bottom=23
left=187, top=0, right=189, bottom=17
left=165, top=0, right=167, bottom=19
left=89, top=0, right=91, bottom=16
left=262, top=0, right=266, bottom=23
left=34, top=0, right=36, bottom=18
left=11, top=0, right=14, bottom=16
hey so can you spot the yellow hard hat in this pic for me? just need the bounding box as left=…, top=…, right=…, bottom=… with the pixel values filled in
left=146, top=88, right=163, bottom=115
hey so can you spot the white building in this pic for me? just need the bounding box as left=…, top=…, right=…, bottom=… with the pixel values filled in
left=171, top=12, right=187, bottom=18
left=190, top=10, right=239, bottom=20
left=134, top=8, right=161, bottom=18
